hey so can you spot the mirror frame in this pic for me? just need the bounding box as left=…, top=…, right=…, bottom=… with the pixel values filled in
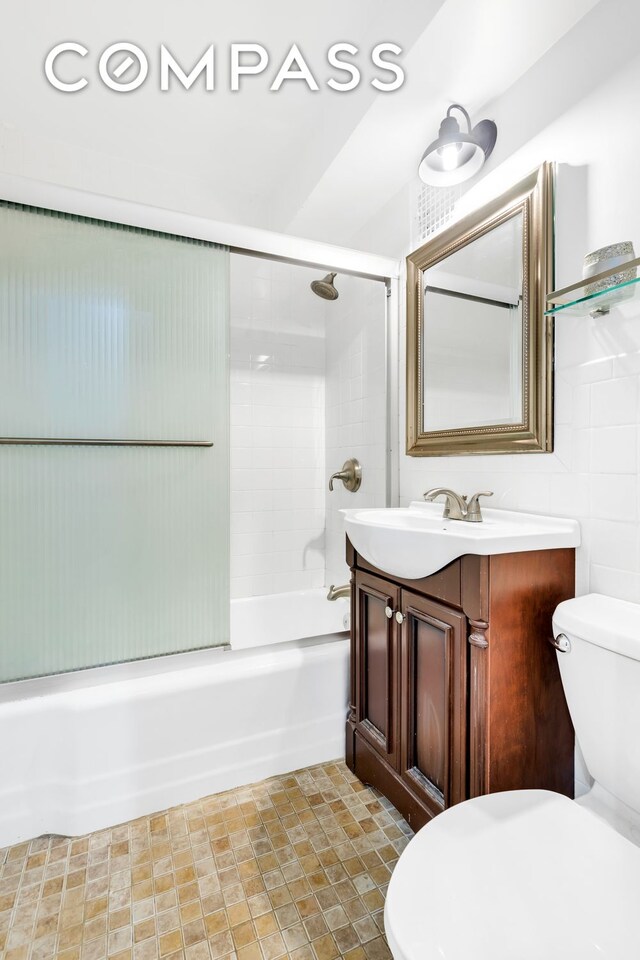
left=406, top=162, right=554, bottom=456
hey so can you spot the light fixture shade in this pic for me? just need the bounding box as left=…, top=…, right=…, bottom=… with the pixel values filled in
left=418, top=106, right=497, bottom=187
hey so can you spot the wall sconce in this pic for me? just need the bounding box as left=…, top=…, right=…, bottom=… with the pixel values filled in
left=418, top=104, right=497, bottom=187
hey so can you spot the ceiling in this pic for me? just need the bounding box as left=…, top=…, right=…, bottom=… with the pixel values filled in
left=0, top=0, right=607, bottom=249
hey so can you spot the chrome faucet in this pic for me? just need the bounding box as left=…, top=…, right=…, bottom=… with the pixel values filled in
left=423, top=487, right=468, bottom=520
left=423, top=488, right=493, bottom=522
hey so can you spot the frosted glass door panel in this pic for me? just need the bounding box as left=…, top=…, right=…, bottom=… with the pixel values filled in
left=0, top=205, right=230, bottom=681
left=0, top=445, right=229, bottom=682
left=0, top=203, right=224, bottom=442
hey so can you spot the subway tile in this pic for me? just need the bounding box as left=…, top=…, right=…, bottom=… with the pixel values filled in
left=591, top=426, right=637, bottom=474
left=554, top=375, right=572, bottom=426
left=232, top=382, right=252, bottom=407
left=230, top=448, right=252, bottom=470
left=575, top=560, right=590, bottom=597
left=589, top=521, right=639, bottom=571
left=590, top=475, right=638, bottom=522
left=571, top=383, right=591, bottom=430
left=613, top=349, right=640, bottom=377
left=591, top=376, right=637, bottom=426
left=589, top=565, right=640, bottom=604
left=230, top=405, right=253, bottom=427
left=570, top=429, right=591, bottom=473
left=549, top=473, right=590, bottom=518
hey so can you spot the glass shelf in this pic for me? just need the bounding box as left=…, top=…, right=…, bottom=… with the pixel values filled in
left=545, top=256, right=640, bottom=317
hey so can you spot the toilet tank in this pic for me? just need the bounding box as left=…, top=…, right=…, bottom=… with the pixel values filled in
left=553, top=593, right=640, bottom=815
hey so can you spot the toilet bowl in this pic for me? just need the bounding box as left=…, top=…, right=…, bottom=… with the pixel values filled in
left=384, top=593, right=640, bottom=959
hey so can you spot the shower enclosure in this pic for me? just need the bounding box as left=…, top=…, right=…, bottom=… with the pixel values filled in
left=0, top=178, right=395, bottom=844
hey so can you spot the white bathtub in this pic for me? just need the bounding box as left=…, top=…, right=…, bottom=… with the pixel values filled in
left=231, top=587, right=350, bottom=649
left=0, top=588, right=349, bottom=847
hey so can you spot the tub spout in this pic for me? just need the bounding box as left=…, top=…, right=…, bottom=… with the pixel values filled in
left=327, top=583, right=350, bottom=601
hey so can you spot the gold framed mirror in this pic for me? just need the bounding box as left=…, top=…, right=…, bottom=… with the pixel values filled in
left=406, top=162, right=554, bottom=456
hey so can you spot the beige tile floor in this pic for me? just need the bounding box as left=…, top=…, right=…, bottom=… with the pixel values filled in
left=0, top=761, right=413, bottom=960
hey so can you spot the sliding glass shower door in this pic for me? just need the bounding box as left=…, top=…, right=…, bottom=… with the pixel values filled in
left=0, top=202, right=229, bottom=682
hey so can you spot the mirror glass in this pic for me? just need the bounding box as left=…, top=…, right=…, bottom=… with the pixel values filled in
left=422, top=212, right=523, bottom=432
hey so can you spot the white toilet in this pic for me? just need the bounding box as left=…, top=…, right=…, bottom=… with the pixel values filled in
left=384, top=593, right=640, bottom=959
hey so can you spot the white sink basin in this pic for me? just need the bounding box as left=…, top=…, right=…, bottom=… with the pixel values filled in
left=342, top=502, right=580, bottom=580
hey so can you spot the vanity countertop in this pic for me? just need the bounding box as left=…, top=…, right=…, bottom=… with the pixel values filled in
left=342, top=502, right=580, bottom=580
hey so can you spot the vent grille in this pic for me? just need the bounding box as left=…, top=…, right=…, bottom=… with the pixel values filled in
left=412, top=179, right=462, bottom=247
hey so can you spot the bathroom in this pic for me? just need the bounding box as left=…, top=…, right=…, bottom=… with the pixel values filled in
left=2, top=0, right=640, bottom=958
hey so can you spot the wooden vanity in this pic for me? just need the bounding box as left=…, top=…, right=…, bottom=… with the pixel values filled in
left=345, top=538, right=575, bottom=830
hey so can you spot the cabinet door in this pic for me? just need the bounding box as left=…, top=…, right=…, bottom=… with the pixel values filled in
left=399, top=592, right=467, bottom=817
left=354, top=571, right=401, bottom=768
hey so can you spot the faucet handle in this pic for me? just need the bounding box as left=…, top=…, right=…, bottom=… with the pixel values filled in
left=466, top=491, right=493, bottom=522
left=329, top=458, right=362, bottom=493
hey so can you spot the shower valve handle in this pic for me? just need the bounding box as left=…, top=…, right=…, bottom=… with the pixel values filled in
left=328, top=458, right=362, bottom=493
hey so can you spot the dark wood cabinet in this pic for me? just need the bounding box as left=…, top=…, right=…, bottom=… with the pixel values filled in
left=346, top=541, right=576, bottom=831
left=354, top=572, right=400, bottom=769
left=398, top=592, right=467, bottom=819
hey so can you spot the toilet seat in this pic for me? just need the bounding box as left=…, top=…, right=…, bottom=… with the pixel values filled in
left=384, top=790, right=640, bottom=960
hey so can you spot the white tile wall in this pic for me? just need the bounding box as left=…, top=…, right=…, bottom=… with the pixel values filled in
left=229, top=256, right=327, bottom=598
left=325, top=275, right=387, bottom=588
left=229, top=257, right=388, bottom=599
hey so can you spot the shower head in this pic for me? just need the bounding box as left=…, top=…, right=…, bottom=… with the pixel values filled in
left=310, top=272, right=339, bottom=301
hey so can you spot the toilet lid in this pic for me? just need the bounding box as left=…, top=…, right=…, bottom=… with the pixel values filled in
left=384, top=790, right=640, bottom=960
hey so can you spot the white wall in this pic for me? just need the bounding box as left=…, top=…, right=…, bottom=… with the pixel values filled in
left=229, top=256, right=327, bottom=598
left=325, top=275, right=388, bottom=588
left=357, top=50, right=640, bottom=610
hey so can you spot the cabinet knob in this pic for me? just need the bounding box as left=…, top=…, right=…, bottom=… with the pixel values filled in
left=395, top=611, right=404, bottom=624
left=385, top=606, right=393, bottom=619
